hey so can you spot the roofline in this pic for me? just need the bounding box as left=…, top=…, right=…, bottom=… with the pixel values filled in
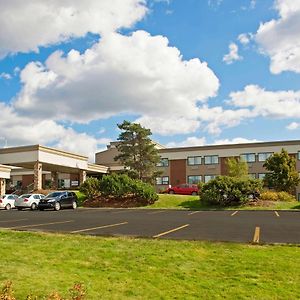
left=0, top=145, right=88, bottom=161
left=158, top=139, right=300, bottom=153
left=0, top=164, right=11, bottom=172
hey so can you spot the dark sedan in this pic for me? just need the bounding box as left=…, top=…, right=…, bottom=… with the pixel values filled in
left=38, top=191, right=78, bottom=211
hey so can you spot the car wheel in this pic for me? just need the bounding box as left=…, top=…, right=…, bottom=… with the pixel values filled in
left=54, top=202, right=61, bottom=211
left=17, top=207, right=23, bottom=211
left=72, top=201, right=77, bottom=209
left=31, top=203, right=37, bottom=210
left=168, top=190, right=175, bottom=194
left=5, top=203, right=11, bottom=210
left=191, top=191, right=198, bottom=196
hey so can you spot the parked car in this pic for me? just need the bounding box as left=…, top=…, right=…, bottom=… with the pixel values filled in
left=0, top=194, right=19, bottom=210
left=166, top=184, right=199, bottom=196
left=38, top=191, right=78, bottom=211
left=15, top=194, right=45, bottom=210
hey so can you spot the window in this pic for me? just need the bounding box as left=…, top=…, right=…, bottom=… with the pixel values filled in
left=258, top=152, right=273, bottom=162
left=204, top=155, right=219, bottom=165
left=156, top=176, right=169, bottom=185
left=187, top=175, right=202, bottom=184
left=248, top=173, right=256, bottom=179
left=258, top=173, right=266, bottom=180
left=298, top=152, right=300, bottom=160
left=187, top=156, right=201, bottom=165
left=240, top=153, right=256, bottom=163
left=156, top=158, right=169, bottom=167
left=204, top=175, right=216, bottom=183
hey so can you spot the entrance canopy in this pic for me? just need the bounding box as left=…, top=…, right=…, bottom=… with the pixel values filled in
left=0, top=145, right=108, bottom=190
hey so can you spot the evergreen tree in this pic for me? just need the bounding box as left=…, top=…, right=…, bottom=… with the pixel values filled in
left=114, top=121, right=161, bottom=183
left=263, top=149, right=300, bottom=192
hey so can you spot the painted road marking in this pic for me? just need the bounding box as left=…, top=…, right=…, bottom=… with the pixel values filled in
left=148, top=210, right=166, bottom=215
left=275, top=211, right=280, bottom=217
left=231, top=211, right=239, bottom=217
left=253, top=226, right=260, bottom=243
left=0, top=218, right=27, bottom=223
left=71, top=222, right=128, bottom=233
left=5, top=220, right=74, bottom=229
left=188, top=211, right=200, bottom=215
left=153, top=224, right=190, bottom=238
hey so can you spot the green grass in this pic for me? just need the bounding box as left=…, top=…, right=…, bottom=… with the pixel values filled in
left=145, top=194, right=300, bottom=210
left=0, top=230, right=299, bottom=299
left=75, top=191, right=87, bottom=206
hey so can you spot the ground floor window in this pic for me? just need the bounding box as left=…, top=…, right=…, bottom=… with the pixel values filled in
left=258, top=173, right=266, bottom=180
left=187, top=175, right=202, bottom=184
left=248, top=173, right=256, bottom=179
left=204, top=175, right=216, bottom=183
left=156, top=176, right=169, bottom=185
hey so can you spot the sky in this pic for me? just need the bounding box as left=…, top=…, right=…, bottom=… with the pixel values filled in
left=0, top=0, right=300, bottom=161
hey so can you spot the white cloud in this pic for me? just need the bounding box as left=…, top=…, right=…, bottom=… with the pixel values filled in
left=0, top=102, right=109, bottom=161
left=238, top=33, right=252, bottom=46
left=0, top=0, right=147, bottom=58
left=213, top=137, right=261, bottom=145
left=286, top=122, right=300, bottom=130
left=0, top=72, right=12, bottom=80
left=166, top=137, right=206, bottom=148
left=250, top=0, right=256, bottom=9
left=255, top=0, right=300, bottom=74
left=229, top=85, right=300, bottom=119
left=14, top=30, right=220, bottom=135
left=223, top=43, right=243, bottom=64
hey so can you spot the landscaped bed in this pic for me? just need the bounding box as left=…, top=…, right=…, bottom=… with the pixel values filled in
left=1, top=230, right=300, bottom=299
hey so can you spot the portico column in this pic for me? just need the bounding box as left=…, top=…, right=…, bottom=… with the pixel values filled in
left=0, top=178, right=5, bottom=195
left=34, top=162, right=42, bottom=190
left=51, top=171, right=58, bottom=190
left=79, top=170, right=87, bottom=185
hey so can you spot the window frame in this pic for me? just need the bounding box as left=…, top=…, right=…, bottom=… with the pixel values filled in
left=240, top=153, right=256, bottom=163
left=258, top=152, right=273, bottom=162
left=187, top=156, right=202, bottom=166
left=204, top=155, right=219, bottom=165
left=156, top=158, right=169, bottom=167
left=156, top=176, right=169, bottom=185
left=187, top=175, right=202, bottom=184
left=204, top=175, right=216, bottom=183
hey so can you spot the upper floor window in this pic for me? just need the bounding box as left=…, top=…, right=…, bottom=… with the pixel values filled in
left=258, top=152, right=273, bottom=162
left=187, top=175, right=202, bottom=184
left=187, top=156, right=201, bottom=165
left=240, top=153, right=256, bottom=163
left=156, top=158, right=169, bottom=167
left=204, top=155, right=219, bottom=165
left=298, top=152, right=300, bottom=160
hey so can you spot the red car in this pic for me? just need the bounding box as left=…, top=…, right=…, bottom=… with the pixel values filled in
left=166, top=184, right=199, bottom=196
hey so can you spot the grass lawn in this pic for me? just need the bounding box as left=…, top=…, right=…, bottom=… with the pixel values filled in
left=145, top=194, right=300, bottom=210
left=0, top=230, right=300, bottom=299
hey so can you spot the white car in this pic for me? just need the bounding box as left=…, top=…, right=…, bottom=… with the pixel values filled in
left=15, top=194, right=45, bottom=210
left=0, top=194, right=19, bottom=210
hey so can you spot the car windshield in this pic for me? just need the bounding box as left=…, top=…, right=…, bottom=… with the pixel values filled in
left=46, top=192, right=65, bottom=198
left=19, top=194, right=31, bottom=198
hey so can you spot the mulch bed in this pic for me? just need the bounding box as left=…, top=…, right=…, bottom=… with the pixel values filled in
left=83, top=195, right=152, bottom=208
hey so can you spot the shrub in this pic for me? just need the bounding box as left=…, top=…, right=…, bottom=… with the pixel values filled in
left=260, top=191, right=296, bottom=202
left=200, top=176, right=263, bottom=207
left=79, top=177, right=100, bottom=200
left=99, top=174, right=158, bottom=203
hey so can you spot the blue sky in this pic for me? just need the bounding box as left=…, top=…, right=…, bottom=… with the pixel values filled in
left=0, top=0, right=299, bottom=159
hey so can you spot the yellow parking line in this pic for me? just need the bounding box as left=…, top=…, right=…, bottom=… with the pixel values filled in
left=71, top=222, right=128, bottom=233
left=188, top=211, right=200, bottom=215
left=148, top=210, right=166, bottom=215
left=6, top=220, right=74, bottom=229
left=274, top=211, right=280, bottom=217
left=253, top=226, right=260, bottom=243
left=153, top=224, right=190, bottom=238
left=231, top=211, right=238, bottom=217
left=0, top=218, right=27, bottom=223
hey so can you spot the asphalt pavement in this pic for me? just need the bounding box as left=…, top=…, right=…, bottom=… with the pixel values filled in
left=0, top=208, right=300, bottom=244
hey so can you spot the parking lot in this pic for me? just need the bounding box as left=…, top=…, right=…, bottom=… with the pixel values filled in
left=0, top=208, right=300, bottom=244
